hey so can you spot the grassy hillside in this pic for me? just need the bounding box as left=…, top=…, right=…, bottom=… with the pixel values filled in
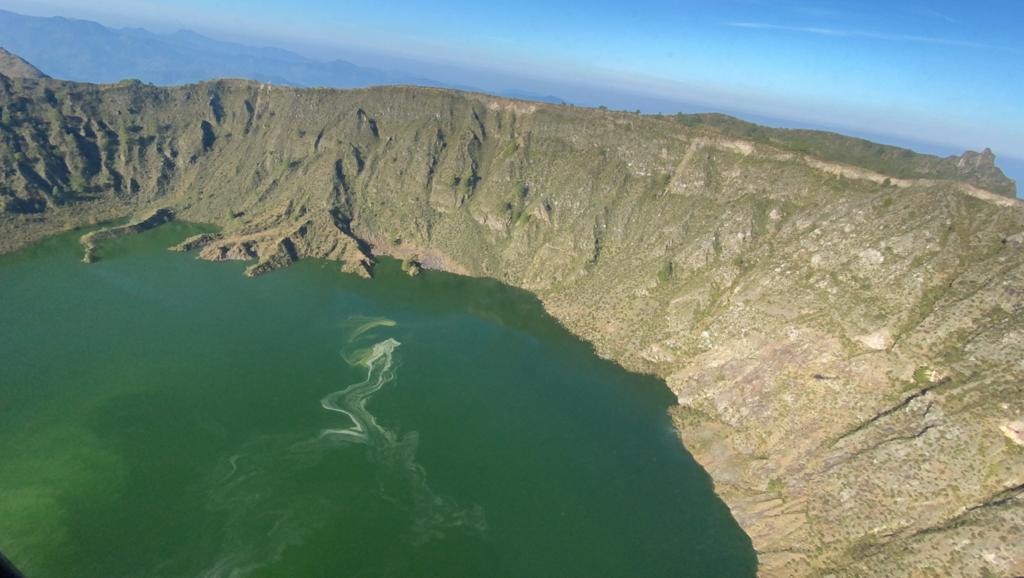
left=1, top=73, right=1022, bottom=577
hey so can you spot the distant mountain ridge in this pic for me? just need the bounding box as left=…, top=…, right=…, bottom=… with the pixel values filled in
left=0, top=9, right=574, bottom=107
left=0, top=9, right=432, bottom=88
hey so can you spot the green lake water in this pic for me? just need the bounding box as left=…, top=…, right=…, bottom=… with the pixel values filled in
left=0, top=223, right=756, bottom=577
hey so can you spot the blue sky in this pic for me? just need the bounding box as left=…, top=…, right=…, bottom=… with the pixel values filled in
left=5, top=0, right=1023, bottom=180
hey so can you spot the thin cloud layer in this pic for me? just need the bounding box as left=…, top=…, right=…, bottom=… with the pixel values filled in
left=728, top=21, right=1004, bottom=51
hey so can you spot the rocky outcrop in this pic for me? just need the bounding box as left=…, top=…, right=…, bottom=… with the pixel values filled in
left=2, top=77, right=1023, bottom=577
left=957, top=148, right=1016, bottom=195
left=179, top=212, right=373, bottom=278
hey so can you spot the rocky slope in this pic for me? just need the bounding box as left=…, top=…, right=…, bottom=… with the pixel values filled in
left=0, top=47, right=47, bottom=80
left=1, top=72, right=1022, bottom=577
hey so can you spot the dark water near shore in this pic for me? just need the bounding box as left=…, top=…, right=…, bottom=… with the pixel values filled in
left=0, top=223, right=756, bottom=577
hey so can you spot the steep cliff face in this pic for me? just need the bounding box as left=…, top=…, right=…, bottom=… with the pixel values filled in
left=1, top=74, right=1022, bottom=576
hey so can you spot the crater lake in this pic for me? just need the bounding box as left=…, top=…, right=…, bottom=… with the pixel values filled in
left=0, top=223, right=757, bottom=577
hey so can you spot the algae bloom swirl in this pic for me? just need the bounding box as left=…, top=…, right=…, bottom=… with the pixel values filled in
left=320, top=337, right=402, bottom=443
left=320, top=320, right=486, bottom=545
